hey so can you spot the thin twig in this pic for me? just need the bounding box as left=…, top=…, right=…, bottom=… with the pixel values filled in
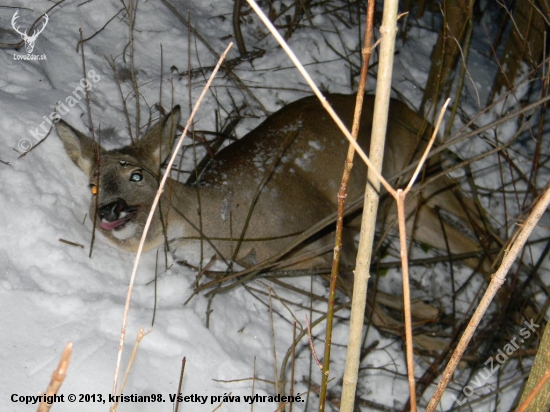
left=105, top=55, right=134, bottom=142
left=290, top=321, right=296, bottom=412
left=395, top=190, right=417, bottom=407
left=306, top=315, right=322, bottom=370
left=404, top=99, right=450, bottom=192
left=233, top=0, right=247, bottom=55
left=252, top=356, right=257, bottom=412
left=174, top=357, right=186, bottom=412
left=58, top=238, right=85, bottom=248
left=152, top=250, right=158, bottom=326
left=18, top=124, right=53, bottom=159
left=128, top=0, right=140, bottom=140
left=78, top=27, right=99, bottom=259
left=268, top=289, right=280, bottom=398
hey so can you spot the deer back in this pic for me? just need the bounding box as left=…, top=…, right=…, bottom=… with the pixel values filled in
left=171, top=94, right=436, bottom=267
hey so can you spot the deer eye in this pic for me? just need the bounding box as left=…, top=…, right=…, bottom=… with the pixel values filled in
left=130, top=171, right=143, bottom=182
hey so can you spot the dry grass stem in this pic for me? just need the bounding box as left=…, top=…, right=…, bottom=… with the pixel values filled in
left=37, top=342, right=72, bottom=412
left=111, top=327, right=149, bottom=412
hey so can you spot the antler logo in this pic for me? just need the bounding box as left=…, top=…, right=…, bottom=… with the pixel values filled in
left=12, top=11, right=49, bottom=54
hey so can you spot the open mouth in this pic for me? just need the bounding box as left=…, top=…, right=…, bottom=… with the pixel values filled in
left=99, top=207, right=139, bottom=231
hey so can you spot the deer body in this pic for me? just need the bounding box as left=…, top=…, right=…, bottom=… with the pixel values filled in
left=56, top=94, right=485, bottom=271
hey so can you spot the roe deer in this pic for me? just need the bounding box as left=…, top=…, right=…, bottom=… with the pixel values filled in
left=56, top=94, right=491, bottom=274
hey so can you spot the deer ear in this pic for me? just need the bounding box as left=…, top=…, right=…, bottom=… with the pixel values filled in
left=56, top=120, right=102, bottom=176
left=134, top=106, right=181, bottom=168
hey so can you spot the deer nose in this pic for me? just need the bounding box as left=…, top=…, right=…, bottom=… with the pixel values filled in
left=98, top=198, right=128, bottom=221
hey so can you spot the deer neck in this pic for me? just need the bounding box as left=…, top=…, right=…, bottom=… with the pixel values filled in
left=163, top=177, right=226, bottom=243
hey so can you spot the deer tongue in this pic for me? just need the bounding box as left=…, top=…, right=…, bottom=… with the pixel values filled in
left=99, top=219, right=128, bottom=231
left=99, top=209, right=138, bottom=231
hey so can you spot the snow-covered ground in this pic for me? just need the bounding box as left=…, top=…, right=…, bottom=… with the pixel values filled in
left=0, top=1, right=548, bottom=411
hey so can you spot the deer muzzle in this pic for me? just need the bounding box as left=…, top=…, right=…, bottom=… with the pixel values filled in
left=97, top=198, right=139, bottom=231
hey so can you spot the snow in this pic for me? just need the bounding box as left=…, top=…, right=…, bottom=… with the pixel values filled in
left=0, top=0, right=548, bottom=411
